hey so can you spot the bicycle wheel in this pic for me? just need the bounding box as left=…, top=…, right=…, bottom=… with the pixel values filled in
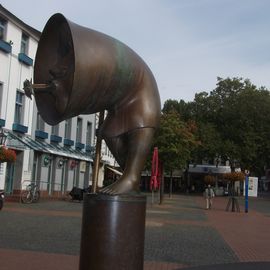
left=21, top=191, right=33, bottom=204
left=33, top=191, right=40, bottom=203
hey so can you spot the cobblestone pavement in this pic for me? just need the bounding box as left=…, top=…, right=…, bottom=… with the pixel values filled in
left=0, top=194, right=270, bottom=270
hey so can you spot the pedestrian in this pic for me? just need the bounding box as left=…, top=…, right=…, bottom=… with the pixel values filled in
left=205, top=184, right=215, bottom=209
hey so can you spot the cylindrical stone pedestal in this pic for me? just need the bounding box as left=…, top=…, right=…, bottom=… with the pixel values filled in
left=79, top=193, right=146, bottom=270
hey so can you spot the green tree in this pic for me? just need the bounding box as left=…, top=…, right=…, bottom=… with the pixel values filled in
left=153, top=109, right=199, bottom=174
left=194, top=77, right=270, bottom=176
left=163, top=99, right=194, bottom=121
left=159, top=77, right=270, bottom=177
left=152, top=109, right=199, bottom=196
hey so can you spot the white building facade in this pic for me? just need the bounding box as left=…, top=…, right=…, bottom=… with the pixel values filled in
left=0, top=5, right=39, bottom=194
left=0, top=5, right=115, bottom=197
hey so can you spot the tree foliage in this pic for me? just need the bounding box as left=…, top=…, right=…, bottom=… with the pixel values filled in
left=153, top=109, right=199, bottom=173
left=160, top=77, right=270, bottom=177
left=222, top=172, right=245, bottom=182
left=0, top=147, right=16, bottom=163
left=204, top=175, right=216, bottom=185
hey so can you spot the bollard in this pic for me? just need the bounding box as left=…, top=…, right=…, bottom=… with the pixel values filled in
left=245, top=173, right=249, bottom=213
left=79, top=193, right=146, bottom=270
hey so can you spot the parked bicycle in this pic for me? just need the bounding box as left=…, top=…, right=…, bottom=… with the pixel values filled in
left=21, top=183, right=40, bottom=204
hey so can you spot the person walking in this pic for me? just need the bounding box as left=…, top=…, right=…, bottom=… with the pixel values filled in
left=205, top=184, right=215, bottom=209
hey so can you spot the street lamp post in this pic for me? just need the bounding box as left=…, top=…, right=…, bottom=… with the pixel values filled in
left=245, top=170, right=249, bottom=213
left=91, top=111, right=104, bottom=193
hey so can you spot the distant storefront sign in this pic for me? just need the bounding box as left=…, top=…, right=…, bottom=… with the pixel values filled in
left=188, top=164, right=231, bottom=174
left=243, top=177, right=258, bottom=197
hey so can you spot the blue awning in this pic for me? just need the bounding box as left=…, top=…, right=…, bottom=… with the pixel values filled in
left=5, top=130, right=93, bottom=162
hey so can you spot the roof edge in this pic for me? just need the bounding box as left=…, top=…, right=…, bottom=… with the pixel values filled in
left=0, top=4, right=41, bottom=39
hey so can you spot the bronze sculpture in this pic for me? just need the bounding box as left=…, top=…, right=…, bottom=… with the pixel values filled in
left=25, top=13, right=161, bottom=195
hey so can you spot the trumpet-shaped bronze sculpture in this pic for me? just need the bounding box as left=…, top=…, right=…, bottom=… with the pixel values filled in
left=25, top=13, right=161, bottom=195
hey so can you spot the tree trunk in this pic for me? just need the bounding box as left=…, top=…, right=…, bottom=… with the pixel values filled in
left=159, top=164, right=164, bottom=205
left=169, top=170, right=173, bottom=198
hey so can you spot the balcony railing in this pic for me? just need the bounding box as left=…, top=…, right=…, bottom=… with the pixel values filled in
left=85, top=145, right=95, bottom=153
left=18, top=53, right=33, bottom=66
left=0, top=40, right=12, bottom=54
left=63, top=138, right=74, bottom=146
left=75, top=142, right=85, bottom=150
left=0, top=119, right=6, bottom=127
left=50, top=135, right=62, bottom=143
left=35, top=130, right=49, bottom=139
left=12, top=123, right=28, bottom=134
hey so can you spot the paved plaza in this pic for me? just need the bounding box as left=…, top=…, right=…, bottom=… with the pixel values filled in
left=1, top=194, right=270, bottom=269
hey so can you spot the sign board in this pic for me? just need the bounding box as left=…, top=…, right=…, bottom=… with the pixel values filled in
left=23, top=171, right=31, bottom=181
left=0, top=163, right=3, bottom=175
left=80, top=161, right=86, bottom=172
left=188, top=164, right=231, bottom=174
left=42, top=154, right=51, bottom=167
left=243, top=176, right=258, bottom=197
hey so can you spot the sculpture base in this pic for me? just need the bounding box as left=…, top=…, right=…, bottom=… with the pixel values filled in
left=79, top=193, right=146, bottom=270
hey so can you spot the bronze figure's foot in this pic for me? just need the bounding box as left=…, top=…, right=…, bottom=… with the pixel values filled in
left=100, top=177, right=139, bottom=195
left=99, top=128, right=156, bottom=196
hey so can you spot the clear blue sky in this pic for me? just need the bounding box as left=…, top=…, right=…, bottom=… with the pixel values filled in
left=2, top=0, right=270, bottom=104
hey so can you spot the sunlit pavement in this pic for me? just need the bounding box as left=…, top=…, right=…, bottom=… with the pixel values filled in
left=1, top=194, right=270, bottom=270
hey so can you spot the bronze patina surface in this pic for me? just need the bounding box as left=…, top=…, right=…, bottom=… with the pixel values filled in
left=31, top=13, right=161, bottom=195
left=80, top=194, right=146, bottom=269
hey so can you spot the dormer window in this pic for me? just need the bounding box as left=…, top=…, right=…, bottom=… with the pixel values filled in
left=64, top=119, right=72, bottom=140
left=76, top=117, right=82, bottom=143
left=52, top=124, right=59, bottom=136
left=0, top=18, right=7, bottom=41
left=36, top=112, right=45, bottom=131
left=86, top=121, right=93, bottom=145
left=14, top=90, right=25, bottom=124
left=20, top=33, right=29, bottom=54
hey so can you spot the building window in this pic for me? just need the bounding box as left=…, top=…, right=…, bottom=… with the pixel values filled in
left=64, top=118, right=72, bottom=139
left=36, top=112, right=45, bottom=130
left=20, top=33, right=29, bottom=54
left=51, top=124, right=59, bottom=136
left=14, top=91, right=24, bottom=124
left=86, top=121, right=93, bottom=145
left=76, top=117, right=82, bottom=143
left=0, top=18, right=7, bottom=40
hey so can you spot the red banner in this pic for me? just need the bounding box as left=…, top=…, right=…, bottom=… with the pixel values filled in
left=150, top=147, right=159, bottom=191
